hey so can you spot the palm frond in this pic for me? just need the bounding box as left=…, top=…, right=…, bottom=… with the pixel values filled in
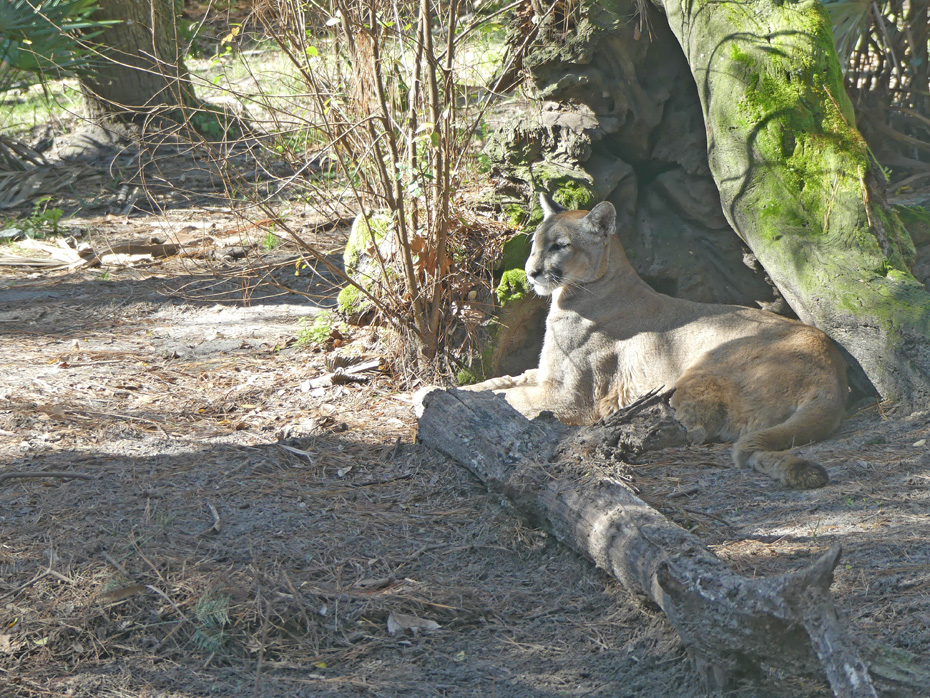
left=0, top=0, right=118, bottom=92
left=821, top=0, right=871, bottom=66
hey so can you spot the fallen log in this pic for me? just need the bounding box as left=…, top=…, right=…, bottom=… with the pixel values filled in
left=416, top=388, right=923, bottom=697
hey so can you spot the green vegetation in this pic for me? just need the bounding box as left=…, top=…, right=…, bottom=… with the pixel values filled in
left=0, top=0, right=116, bottom=90
left=191, top=592, right=231, bottom=653
left=343, top=213, right=392, bottom=276
left=186, top=106, right=242, bottom=140
left=1, top=196, right=64, bottom=240
left=497, top=233, right=531, bottom=272
left=496, top=268, right=530, bottom=306
left=337, top=284, right=363, bottom=316
left=261, top=231, right=280, bottom=251
left=503, top=203, right=530, bottom=227
left=0, top=0, right=522, bottom=381
left=654, top=0, right=930, bottom=406
left=0, top=0, right=115, bottom=137
left=0, top=80, right=82, bottom=136
left=455, top=369, right=479, bottom=385
left=296, top=312, right=346, bottom=348
left=730, top=3, right=868, bottom=245
left=547, top=177, right=595, bottom=211
left=338, top=212, right=394, bottom=317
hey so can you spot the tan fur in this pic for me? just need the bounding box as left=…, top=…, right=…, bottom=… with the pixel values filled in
left=466, top=199, right=847, bottom=489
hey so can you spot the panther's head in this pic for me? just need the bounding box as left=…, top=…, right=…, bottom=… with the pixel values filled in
left=525, top=194, right=618, bottom=296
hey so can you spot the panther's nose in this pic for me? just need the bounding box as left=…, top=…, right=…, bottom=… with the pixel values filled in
left=526, top=266, right=543, bottom=281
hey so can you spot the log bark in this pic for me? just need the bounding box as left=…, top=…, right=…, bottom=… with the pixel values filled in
left=417, top=388, right=928, bottom=696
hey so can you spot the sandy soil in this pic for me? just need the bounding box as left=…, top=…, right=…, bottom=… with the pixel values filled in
left=0, top=205, right=697, bottom=698
left=1, top=148, right=929, bottom=698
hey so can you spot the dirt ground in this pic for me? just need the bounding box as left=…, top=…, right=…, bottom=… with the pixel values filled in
left=2, top=142, right=930, bottom=698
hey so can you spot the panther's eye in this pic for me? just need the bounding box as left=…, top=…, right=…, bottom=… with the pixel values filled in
left=548, top=241, right=568, bottom=252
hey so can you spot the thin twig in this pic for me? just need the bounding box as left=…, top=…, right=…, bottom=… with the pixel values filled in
left=0, top=471, right=94, bottom=484
left=102, top=551, right=132, bottom=578
left=0, top=570, right=51, bottom=603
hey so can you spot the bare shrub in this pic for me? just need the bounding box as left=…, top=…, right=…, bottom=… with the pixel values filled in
left=200, top=0, right=515, bottom=377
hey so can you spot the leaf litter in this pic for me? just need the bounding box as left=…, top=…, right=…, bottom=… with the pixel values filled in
left=0, top=201, right=928, bottom=698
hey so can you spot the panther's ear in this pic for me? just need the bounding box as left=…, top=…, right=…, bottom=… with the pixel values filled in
left=539, top=193, right=566, bottom=219
left=583, top=201, right=617, bottom=238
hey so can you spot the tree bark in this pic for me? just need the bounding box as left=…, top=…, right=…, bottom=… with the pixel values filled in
left=493, top=0, right=930, bottom=410
left=416, top=387, right=930, bottom=696
left=652, top=0, right=930, bottom=409
left=487, top=5, right=779, bottom=311
left=80, top=0, right=196, bottom=122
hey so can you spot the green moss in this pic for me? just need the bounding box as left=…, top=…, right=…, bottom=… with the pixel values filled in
left=873, top=205, right=917, bottom=267
left=525, top=203, right=544, bottom=228
left=554, top=180, right=595, bottom=210
left=495, top=231, right=533, bottom=309
left=886, top=268, right=911, bottom=283
left=533, top=163, right=595, bottom=211
left=337, top=284, right=368, bottom=315
left=339, top=212, right=393, bottom=319
left=498, top=233, right=531, bottom=271
left=344, top=212, right=392, bottom=274
left=725, top=0, right=873, bottom=253
left=456, top=367, right=481, bottom=385
left=296, top=312, right=347, bottom=347
left=496, top=268, right=530, bottom=306
left=729, top=43, right=752, bottom=67
left=504, top=204, right=528, bottom=227
left=895, top=204, right=930, bottom=245
left=672, top=0, right=930, bottom=404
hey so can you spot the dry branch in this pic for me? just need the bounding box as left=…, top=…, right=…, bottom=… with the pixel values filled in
left=415, top=388, right=925, bottom=697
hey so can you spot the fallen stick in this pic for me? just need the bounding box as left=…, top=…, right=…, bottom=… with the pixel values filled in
left=0, top=471, right=94, bottom=484
left=416, top=388, right=923, bottom=697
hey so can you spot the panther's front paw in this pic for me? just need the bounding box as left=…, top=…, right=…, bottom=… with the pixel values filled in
left=412, top=385, right=444, bottom=417
left=460, top=375, right=516, bottom=392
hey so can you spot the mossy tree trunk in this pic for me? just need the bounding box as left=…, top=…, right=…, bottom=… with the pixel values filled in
left=80, top=0, right=197, bottom=122
left=653, top=0, right=930, bottom=410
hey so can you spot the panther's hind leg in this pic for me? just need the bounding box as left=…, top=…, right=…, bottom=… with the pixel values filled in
left=669, top=373, right=731, bottom=445
left=732, top=406, right=839, bottom=489
left=738, top=447, right=829, bottom=489
left=672, top=373, right=832, bottom=489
